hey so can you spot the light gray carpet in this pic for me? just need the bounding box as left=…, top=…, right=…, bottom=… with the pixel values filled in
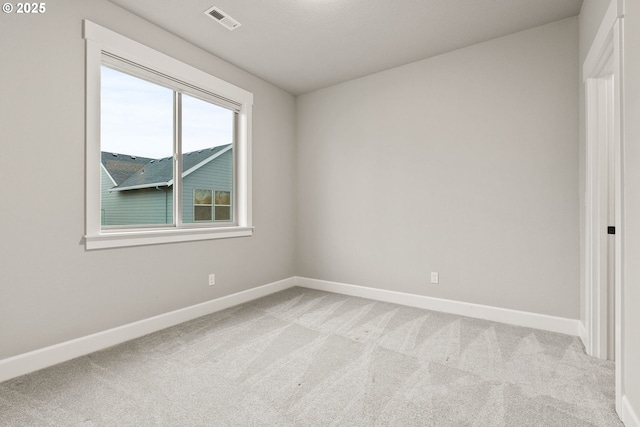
left=0, top=287, right=622, bottom=426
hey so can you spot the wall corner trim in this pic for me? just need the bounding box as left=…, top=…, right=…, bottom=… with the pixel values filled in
left=623, top=395, right=640, bottom=427
left=294, top=276, right=580, bottom=336
left=0, top=277, right=296, bottom=383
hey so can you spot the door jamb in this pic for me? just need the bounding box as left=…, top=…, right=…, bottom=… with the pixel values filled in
left=582, top=0, right=624, bottom=416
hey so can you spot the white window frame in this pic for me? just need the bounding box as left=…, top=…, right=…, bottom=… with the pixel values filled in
left=84, top=20, right=253, bottom=249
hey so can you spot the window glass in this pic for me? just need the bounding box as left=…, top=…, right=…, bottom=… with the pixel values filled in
left=181, top=94, right=234, bottom=224
left=214, top=190, right=231, bottom=221
left=193, top=189, right=213, bottom=221
left=100, top=66, right=174, bottom=226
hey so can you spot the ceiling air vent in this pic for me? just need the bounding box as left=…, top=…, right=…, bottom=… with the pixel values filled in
left=204, top=6, right=241, bottom=31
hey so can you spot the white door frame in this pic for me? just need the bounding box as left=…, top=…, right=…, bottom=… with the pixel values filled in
left=582, top=0, right=624, bottom=416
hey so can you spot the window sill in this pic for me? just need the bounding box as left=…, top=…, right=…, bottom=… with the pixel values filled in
left=85, top=226, right=253, bottom=250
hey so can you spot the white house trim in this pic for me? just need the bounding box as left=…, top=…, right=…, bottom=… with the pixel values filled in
left=100, top=163, right=117, bottom=186
left=182, top=144, right=232, bottom=179
left=109, top=181, right=169, bottom=192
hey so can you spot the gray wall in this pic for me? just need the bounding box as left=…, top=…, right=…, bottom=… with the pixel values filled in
left=296, top=18, right=580, bottom=318
left=0, top=0, right=296, bottom=359
left=7, top=2, right=629, bottom=407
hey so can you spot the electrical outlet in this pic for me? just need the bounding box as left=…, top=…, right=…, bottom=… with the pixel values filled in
left=430, top=272, right=439, bottom=284
left=208, top=274, right=215, bottom=286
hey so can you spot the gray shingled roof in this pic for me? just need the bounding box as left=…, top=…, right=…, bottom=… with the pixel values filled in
left=101, top=152, right=153, bottom=186
left=101, top=144, right=231, bottom=191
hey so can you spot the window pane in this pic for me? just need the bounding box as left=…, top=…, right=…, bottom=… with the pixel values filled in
left=215, top=191, right=231, bottom=205
left=194, top=206, right=212, bottom=221
left=100, top=66, right=174, bottom=226
left=194, top=189, right=212, bottom=205
left=214, top=206, right=231, bottom=221
left=181, top=94, right=234, bottom=223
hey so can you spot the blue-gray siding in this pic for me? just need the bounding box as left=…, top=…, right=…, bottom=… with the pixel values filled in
left=182, top=150, right=233, bottom=223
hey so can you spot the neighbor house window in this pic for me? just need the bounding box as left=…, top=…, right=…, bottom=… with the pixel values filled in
left=193, top=189, right=232, bottom=222
left=84, top=21, right=253, bottom=249
left=194, top=189, right=213, bottom=221
left=214, top=191, right=231, bottom=221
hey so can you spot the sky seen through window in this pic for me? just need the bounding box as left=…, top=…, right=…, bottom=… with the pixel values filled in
left=101, top=66, right=234, bottom=159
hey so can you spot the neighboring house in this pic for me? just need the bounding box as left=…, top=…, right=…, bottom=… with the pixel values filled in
left=100, top=144, right=232, bottom=226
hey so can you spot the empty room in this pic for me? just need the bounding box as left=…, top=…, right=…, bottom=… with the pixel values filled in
left=1, top=0, right=639, bottom=426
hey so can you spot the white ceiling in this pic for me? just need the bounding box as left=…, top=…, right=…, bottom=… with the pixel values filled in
left=108, top=0, right=583, bottom=95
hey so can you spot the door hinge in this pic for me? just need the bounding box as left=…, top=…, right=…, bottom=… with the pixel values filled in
left=608, top=226, right=616, bottom=235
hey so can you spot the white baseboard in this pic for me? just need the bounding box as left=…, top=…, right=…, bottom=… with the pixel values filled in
left=623, top=395, right=640, bottom=427
left=295, top=277, right=580, bottom=336
left=0, top=277, right=296, bottom=383
left=0, top=275, right=585, bottom=384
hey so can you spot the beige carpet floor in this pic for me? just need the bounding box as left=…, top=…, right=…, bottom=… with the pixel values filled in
left=0, top=287, right=623, bottom=426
